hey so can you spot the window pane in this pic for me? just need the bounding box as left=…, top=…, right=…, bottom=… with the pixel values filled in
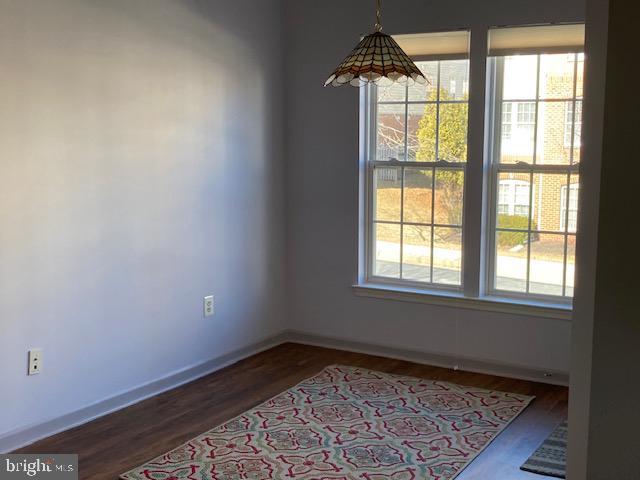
left=377, top=103, right=405, bottom=161
left=373, top=223, right=400, bottom=278
left=565, top=235, right=576, bottom=297
left=434, top=169, right=464, bottom=225
left=539, top=54, right=575, bottom=99
left=503, top=55, right=537, bottom=100
left=374, top=168, right=401, bottom=221
left=402, top=225, right=431, bottom=282
left=490, top=53, right=583, bottom=300
left=369, top=55, right=469, bottom=291
left=403, top=168, right=433, bottom=224
left=569, top=174, right=580, bottom=232
left=408, top=103, right=436, bottom=162
left=531, top=173, right=570, bottom=232
left=378, top=82, right=406, bottom=103
left=408, top=61, right=438, bottom=101
left=500, top=101, right=535, bottom=164
left=440, top=60, right=469, bottom=100
left=562, top=174, right=580, bottom=233
left=535, top=101, right=572, bottom=165
left=438, top=103, right=468, bottom=162
left=489, top=51, right=583, bottom=300
left=572, top=101, right=583, bottom=163
left=495, top=230, right=528, bottom=292
left=576, top=53, right=585, bottom=98
left=496, top=172, right=531, bottom=228
left=529, top=233, right=565, bottom=296
left=433, top=227, right=462, bottom=285
left=501, top=102, right=513, bottom=140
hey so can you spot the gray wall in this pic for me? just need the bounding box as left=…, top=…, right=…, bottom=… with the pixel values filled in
left=285, top=0, right=583, bottom=375
left=566, top=0, right=608, bottom=476
left=0, top=0, right=286, bottom=437
left=570, top=0, right=640, bottom=477
left=5, top=5, right=625, bottom=475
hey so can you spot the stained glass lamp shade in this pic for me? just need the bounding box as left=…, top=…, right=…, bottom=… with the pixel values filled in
left=324, top=0, right=426, bottom=87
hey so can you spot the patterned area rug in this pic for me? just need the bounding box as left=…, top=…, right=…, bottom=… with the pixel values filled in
left=121, top=365, right=534, bottom=480
left=520, top=421, right=567, bottom=478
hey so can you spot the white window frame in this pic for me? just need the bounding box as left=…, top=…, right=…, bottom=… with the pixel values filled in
left=501, top=102, right=513, bottom=140
left=560, top=183, right=579, bottom=233
left=517, top=102, right=536, bottom=126
left=362, top=57, right=469, bottom=293
left=357, top=26, right=582, bottom=313
left=497, top=179, right=531, bottom=216
left=565, top=101, right=582, bottom=148
left=486, top=53, right=581, bottom=303
left=564, top=103, right=574, bottom=146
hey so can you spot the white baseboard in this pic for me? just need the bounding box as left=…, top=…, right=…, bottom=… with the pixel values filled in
left=0, top=332, right=288, bottom=453
left=284, top=330, right=570, bottom=387
left=2, top=329, right=568, bottom=453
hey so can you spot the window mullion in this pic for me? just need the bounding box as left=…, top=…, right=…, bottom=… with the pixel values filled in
left=399, top=166, right=405, bottom=279
left=404, top=84, right=409, bottom=162
left=462, top=26, right=489, bottom=298
left=561, top=172, right=571, bottom=296
left=429, top=166, right=436, bottom=283
left=435, top=61, right=441, bottom=161
left=430, top=61, right=441, bottom=285
left=399, top=84, right=409, bottom=280
left=523, top=56, right=541, bottom=294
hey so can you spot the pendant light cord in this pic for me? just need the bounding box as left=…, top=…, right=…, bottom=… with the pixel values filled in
left=374, top=0, right=382, bottom=32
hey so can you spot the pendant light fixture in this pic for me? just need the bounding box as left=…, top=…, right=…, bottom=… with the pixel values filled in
left=324, top=0, right=427, bottom=87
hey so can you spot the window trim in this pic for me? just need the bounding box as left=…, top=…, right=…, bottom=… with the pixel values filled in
left=357, top=25, right=583, bottom=313
left=352, top=283, right=572, bottom=320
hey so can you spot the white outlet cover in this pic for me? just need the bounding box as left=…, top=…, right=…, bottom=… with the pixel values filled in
left=204, top=295, right=214, bottom=317
left=28, top=348, right=43, bottom=375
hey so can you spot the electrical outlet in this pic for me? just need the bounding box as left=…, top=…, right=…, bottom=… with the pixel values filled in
left=28, top=349, right=43, bottom=375
left=204, top=295, right=214, bottom=317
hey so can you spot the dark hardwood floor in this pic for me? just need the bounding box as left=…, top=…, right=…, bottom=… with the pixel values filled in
left=16, top=342, right=568, bottom=479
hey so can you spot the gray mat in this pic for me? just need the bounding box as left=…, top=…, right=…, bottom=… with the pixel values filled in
left=520, top=420, right=567, bottom=478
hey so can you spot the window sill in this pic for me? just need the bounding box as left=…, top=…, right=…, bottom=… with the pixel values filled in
left=352, top=283, right=572, bottom=321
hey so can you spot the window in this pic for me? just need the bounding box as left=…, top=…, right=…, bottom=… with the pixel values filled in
left=361, top=25, right=584, bottom=305
left=500, top=101, right=536, bottom=159
left=498, top=179, right=530, bottom=216
left=501, top=102, right=512, bottom=140
left=489, top=53, right=582, bottom=299
left=560, top=183, right=579, bottom=233
left=369, top=58, right=469, bottom=287
left=517, top=103, right=536, bottom=124
left=565, top=101, right=582, bottom=147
